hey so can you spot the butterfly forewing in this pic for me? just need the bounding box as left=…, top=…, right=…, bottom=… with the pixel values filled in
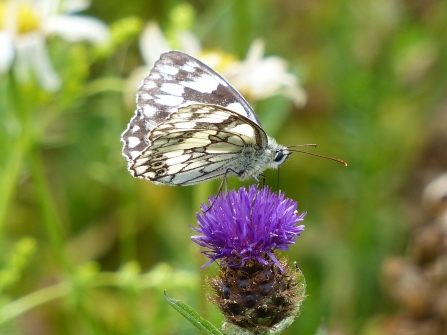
left=129, top=104, right=268, bottom=186
left=122, top=51, right=262, bottom=167
left=121, top=51, right=289, bottom=186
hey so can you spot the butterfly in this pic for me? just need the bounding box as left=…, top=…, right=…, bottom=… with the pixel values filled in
left=121, top=51, right=345, bottom=186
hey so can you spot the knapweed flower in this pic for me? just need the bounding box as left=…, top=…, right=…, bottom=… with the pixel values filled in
left=0, top=0, right=110, bottom=91
left=191, top=185, right=305, bottom=270
left=191, top=186, right=306, bottom=332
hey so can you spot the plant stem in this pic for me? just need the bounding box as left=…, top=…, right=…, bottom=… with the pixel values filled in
left=0, top=282, right=69, bottom=324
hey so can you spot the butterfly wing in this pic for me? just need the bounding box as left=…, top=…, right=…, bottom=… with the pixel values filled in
left=121, top=51, right=261, bottom=166
left=129, top=104, right=268, bottom=186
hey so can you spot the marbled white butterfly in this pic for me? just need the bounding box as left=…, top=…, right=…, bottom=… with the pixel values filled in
left=121, top=51, right=345, bottom=186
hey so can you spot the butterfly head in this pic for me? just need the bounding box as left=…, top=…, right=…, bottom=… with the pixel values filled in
left=272, top=147, right=291, bottom=167
left=265, top=137, right=291, bottom=169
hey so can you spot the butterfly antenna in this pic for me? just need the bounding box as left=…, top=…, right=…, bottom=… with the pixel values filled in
left=287, top=144, right=318, bottom=148
left=288, top=149, right=348, bottom=166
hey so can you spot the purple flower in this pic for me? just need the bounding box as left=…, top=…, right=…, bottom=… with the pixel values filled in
left=191, top=186, right=305, bottom=270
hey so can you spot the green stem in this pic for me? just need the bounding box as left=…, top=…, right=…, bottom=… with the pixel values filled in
left=0, top=282, right=70, bottom=323
left=0, top=273, right=118, bottom=325
left=0, top=267, right=194, bottom=325
left=28, top=148, right=71, bottom=271
left=0, top=77, right=32, bottom=239
left=0, top=136, right=28, bottom=238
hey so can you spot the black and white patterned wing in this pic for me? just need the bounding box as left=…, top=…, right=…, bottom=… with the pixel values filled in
left=129, top=104, right=268, bottom=186
left=121, top=51, right=260, bottom=167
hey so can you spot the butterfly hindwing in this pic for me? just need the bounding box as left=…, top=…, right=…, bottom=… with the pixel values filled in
left=129, top=104, right=268, bottom=185
left=122, top=51, right=262, bottom=166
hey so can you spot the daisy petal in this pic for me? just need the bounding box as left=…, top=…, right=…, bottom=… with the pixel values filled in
left=63, top=0, right=91, bottom=14
left=177, top=30, right=201, bottom=56
left=0, top=32, right=15, bottom=73
left=139, top=22, right=171, bottom=68
left=45, top=15, right=110, bottom=44
left=16, top=33, right=61, bottom=91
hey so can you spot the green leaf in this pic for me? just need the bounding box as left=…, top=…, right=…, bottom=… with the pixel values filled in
left=314, top=319, right=329, bottom=335
left=164, top=291, right=223, bottom=335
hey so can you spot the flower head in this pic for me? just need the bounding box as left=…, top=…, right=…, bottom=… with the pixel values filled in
left=191, top=185, right=305, bottom=270
left=224, top=39, right=307, bottom=107
left=0, top=0, right=110, bottom=91
left=126, top=20, right=307, bottom=108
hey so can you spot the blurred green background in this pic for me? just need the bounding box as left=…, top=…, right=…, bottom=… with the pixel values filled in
left=1, top=0, right=447, bottom=334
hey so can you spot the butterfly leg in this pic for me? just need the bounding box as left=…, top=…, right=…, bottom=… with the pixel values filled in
left=252, top=174, right=265, bottom=189
left=223, top=175, right=229, bottom=193
left=249, top=187, right=260, bottom=221
left=258, top=174, right=266, bottom=188
left=219, top=167, right=240, bottom=194
left=214, top=178, right=227, bottom=201
left=206, top=168, right=241, bottom=212
left=276, top=167, right=281, bottom=194
left=249, top=174, right=267, bottom=219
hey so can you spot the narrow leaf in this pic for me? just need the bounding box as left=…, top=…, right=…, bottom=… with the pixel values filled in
left=314, top=319, right=329, bottom=335
left=164, top=291, right=223, bottom=335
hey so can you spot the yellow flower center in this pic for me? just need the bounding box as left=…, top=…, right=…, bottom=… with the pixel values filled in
left=199, top=50, right=238, bottom=74
left=0, top=3, right=41, bottom=34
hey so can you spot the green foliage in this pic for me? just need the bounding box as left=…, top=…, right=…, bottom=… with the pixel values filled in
left=165, top=292, right=223, bottom=335
left=0, top=237, right=36, bottom=292
left=1, top=0, right=447, bottom=334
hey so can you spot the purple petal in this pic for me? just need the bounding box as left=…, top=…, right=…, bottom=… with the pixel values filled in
left=191, top=186, right=306, bottom=269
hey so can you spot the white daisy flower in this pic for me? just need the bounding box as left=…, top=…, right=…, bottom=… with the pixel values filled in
left=126, top=21, right=200, bottom=102
left=224, top=39, right=307, bottom=107
left=0, top=0, right=110, bottom=91
left=128, top=21, right=306, bottom=107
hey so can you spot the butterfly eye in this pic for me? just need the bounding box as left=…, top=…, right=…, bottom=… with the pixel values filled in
left=274, top=150, right=285, bottom=163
